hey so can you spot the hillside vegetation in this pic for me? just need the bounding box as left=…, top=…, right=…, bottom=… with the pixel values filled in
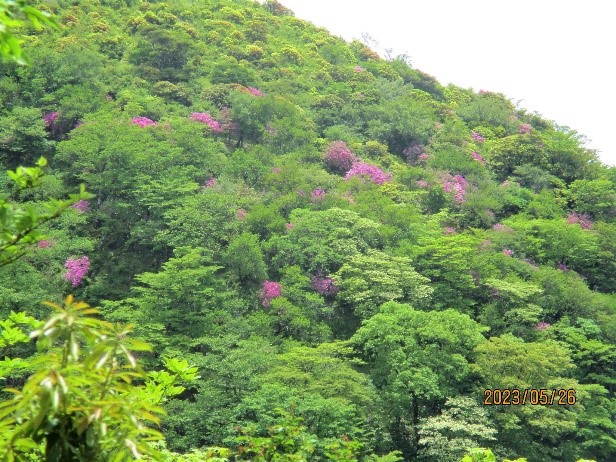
left=0, top=1, right=615, bottom=461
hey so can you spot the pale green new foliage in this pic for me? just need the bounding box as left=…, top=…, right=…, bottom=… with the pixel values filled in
left=418, top=397, right=497, bottom=462
left=0, top=296, right=163, bottom=461
left=0, top=0, right=59, bottom=64
left=0, top=311, right=41, bottom=379
left=268, top=207, right=383, bottom=274
left=0, top=296, right=199, bottom=461
left=140, top=357, right=200, bottom=406
left=483, top=278, right=543, bottom=335
left=335, top=250, right=433, bottom=318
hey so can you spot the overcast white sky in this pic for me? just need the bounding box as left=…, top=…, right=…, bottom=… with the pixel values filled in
left=278, top=0, right=615, bottom=166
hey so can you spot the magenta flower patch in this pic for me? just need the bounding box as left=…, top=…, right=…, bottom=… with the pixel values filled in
left=260, top=281, right=282, bottom=307
left=132, top=116, right=157, bottom=127
left=64, top=256, right=90, bottom=287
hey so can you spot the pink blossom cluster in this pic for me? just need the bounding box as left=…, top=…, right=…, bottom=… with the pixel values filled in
left=472, top=152, right=485, bottom=165
left=324, top=141, right=356, bottom=172
left=502, top=248, right=514, bottom=257
left=260, top=281, right=282, bottom=307
left=471, top=132, right=485, bottom=143
left=444, top=227, right=456, bottom=235
left=402, top=144, right=426, bottom=163
left=418, top=153, right=430, bottom=162
left=43, top=112, right=59, bottom=127
left=567, top=212, right=593, bottom=229
left=557, top=262, right=568, bottom=271
left=519, top=124, right=532, bottom=134
left=38, top=240, right=52, bottom=249
left=535, top=322, right=551, bottom=331
left=219, top=107, right=238, bottom=133
left=247, top=87, right=264, bottom=97
left=286, top=223, right=294, bottom=231
left=132, top=116, right=156, bottom=127
left=272, top=167, right=281, bottom=174
left=311, top=276, right=340, bottom=296
left=442, top=174, right=468, bottom=204
left=345, top=162, right=392, bottom=185
left=354, top=66, right=365, bottom=73
left=311, top=188, right=326, bottom=202
left=492, top=223, right=511, bottom=232
left=416, top=180, right=429, bottom=188
left=71, top=200, right=90, bottom=212
left=190, top=112, right=222, bottom=133
left=64, top=256, right=90, bottom=287
left=236, top=208, right=247, bottom=220
left=204, top=177, right=216, bottom=188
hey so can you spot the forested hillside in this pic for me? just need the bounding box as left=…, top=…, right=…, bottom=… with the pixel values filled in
left=1, top=1, right=615, bottom=461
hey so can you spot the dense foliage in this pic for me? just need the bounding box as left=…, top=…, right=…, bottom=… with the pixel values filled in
left=1, top=1, right=615, bottom=461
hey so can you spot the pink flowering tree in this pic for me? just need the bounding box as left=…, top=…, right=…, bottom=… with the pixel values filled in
left=310, top=188, right=326, bottom=203
left=345, top=162, right=392, bottom=185
left=37, top=240, right=52, bottom=249
left=246, top=87, right=264, bottom=97
left=311, top=276, right=339, bottom=296
left=71, top=200, right=90, bottom=212
left=219, top=107, right=238, bottom=135
left=567, top=212, right=593, bottom=230
left=471, top=131, right=485, bottom=143
left=131, top=116, right=156, bottom=128
left=402, top=144, right=427, bottom=164
left=260, top=281, right=282, bottom=307
left=441, top=174, right=469, bottom=204
left=324, top=141, right=356, bottom=173
left=190, top=112, right=222, bottom=133
left=64, top=256, right=90, bottom=287
left=472, top=152, right=485, bottom=165
left=43, top=112, right=59, bottom=127
left=519, top=123, right=532, bottom=134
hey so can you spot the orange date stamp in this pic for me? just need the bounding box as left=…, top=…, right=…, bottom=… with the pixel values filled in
left=483, top=388, right=576, bottom=406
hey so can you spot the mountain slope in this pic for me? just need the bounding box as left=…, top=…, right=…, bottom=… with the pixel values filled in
left=0, top=1, right=615, bottom=461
